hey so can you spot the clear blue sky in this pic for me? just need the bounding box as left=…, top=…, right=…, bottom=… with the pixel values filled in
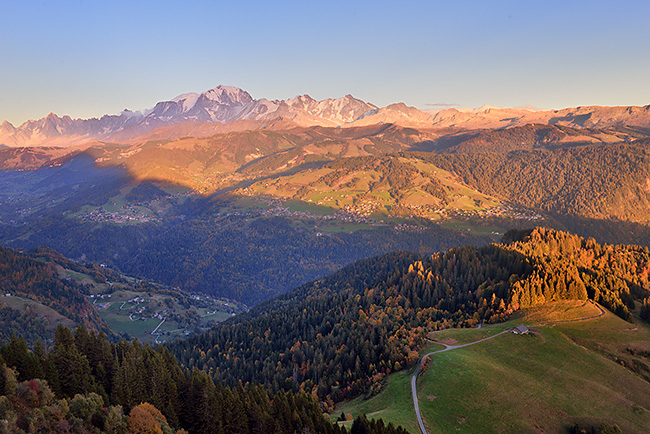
left=1, top=0, right=649, bottom=126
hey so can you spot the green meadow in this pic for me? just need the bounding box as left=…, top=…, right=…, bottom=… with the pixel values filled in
left=334, top=301, right=650, bottom=433
left=334, top=369, right=419, bottom=433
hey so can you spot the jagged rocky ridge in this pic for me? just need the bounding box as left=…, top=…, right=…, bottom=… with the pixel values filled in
left=2, top=85, right=649, bottom=147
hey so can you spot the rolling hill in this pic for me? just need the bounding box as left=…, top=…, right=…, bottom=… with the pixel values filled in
left=337, top=301, right=650, bottom=433
left=3, top=122, right=650, bottom=306
left=0, top=244, right=244, bottom=345
left=168, top=227, right=650, bottom=419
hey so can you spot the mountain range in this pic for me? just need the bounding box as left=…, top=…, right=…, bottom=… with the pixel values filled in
left=2, top=84, right=650, bottom=147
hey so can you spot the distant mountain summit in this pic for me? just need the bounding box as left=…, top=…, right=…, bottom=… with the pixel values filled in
left=285, top=94, right=378, bottom=124
left=1, top=84, right=649, bottom=147
left=0, top=85, right=382, bottom=147
left=148, top=85, right=255, bottom=122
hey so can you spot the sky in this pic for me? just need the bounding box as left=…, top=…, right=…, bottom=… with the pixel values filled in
left=1, top=0, right=649, bottom=126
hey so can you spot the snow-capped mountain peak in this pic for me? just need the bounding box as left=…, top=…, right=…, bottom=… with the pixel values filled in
left=285, top=93, right=378, bottom=124
left=201, top=85, right=253, bottom=106
left=144, top=85, right=255, bottom=123
left=0, top=86, right=387, bottom=146
left=7, top=85, right=647, bottom=148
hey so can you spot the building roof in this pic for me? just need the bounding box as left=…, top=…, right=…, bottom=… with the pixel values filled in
left=514, top=325, right=529, bottom=334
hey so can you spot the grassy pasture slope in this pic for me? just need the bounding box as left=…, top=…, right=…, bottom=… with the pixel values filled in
left=55, top=261, right=244, bottom=345
left=0, top=294, right=76, bottom=330
left=334, top=301, right=650, bottom=433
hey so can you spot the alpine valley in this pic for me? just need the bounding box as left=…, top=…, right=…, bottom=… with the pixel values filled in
left=1, top=85, right=650, bottom=434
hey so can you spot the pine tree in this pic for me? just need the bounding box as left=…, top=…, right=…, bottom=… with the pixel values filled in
left=49, top=325, right=96, bottom=398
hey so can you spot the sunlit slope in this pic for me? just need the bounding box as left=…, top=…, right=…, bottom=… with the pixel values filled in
left=236, top=155, right=502, bottom=219
left=3, top=124, right=650, bottom=228
left=336, top=301, right=650, bottom=434
left=426, top=140, right=650, bottom=223
left=85, top=125, right=438, bottom=193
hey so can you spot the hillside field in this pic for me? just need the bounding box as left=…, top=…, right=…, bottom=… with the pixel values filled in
left=334, top=301, right=650, bottom=433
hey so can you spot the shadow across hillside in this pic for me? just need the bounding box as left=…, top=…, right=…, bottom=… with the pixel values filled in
left=0, top=150, right=495, bottom=306
left=3, top=123, right=650, bottom=305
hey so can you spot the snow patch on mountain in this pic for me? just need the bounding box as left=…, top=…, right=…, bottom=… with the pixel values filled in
left=172, top=92, right=200, bottom=112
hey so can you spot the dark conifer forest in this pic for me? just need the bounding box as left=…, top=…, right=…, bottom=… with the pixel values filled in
left=0, top=325, right=407, bottom=434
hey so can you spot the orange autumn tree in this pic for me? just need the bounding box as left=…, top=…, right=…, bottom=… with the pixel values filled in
left=127, top=402, right=187, bottom=434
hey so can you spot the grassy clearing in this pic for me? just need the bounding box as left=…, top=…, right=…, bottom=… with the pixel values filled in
left=284, top=199, right=336, bottom=215
left=158, top=184, right=190, bottom=195
left=333, top=302, right=650, bottom=434
left=67, top=204, right=99, bottom=217
left=334, top=369, right=419, bottom=434
left=64, top=269, right=95, bottom=285
left=102, top=290, right=140, bottom=303
left=419, top=319, right=650, bottom=434
left=519, top=300, right=602, bottom=325
left=1, top=295, right=75, bottom=329
left=419, top=343, right=446, bottom=355
left=427, top=324, right=511, bottom=346
left=199, top=310, right=233, bottom=323
left=102, top=313, right=161, bottom=339
left=233, top=196, right=271, bottom=211
left=102, top=190, right=129, bottom=212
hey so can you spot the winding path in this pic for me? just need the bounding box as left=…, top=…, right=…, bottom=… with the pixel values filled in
left=411, top=301, right=607, bottom=434
left=411, top=330, right=510, bottom=434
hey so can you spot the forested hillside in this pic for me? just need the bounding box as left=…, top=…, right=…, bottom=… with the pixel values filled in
left=170, top=228, right=650, bottom=406
left=3, top=206, right=487, bottom=305
left=0, top=245, right=113, bottom=343
left=0, top=243, right=247, bottom=346
left=0, top=326, right=407, bottom=434
left=424, top=141, right=650, bottom=222
left=438, top=124, right=644, bottom=154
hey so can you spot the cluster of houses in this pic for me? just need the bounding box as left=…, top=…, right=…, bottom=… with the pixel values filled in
left=221, top=202, right=371, bottom=225
left=74, top=190, right=193, bottom=225
left=446, top=206, right=543, bottom=221
left=76, top=206, right=161, bottom=224
left=393, top=223, right=426, bottom=232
